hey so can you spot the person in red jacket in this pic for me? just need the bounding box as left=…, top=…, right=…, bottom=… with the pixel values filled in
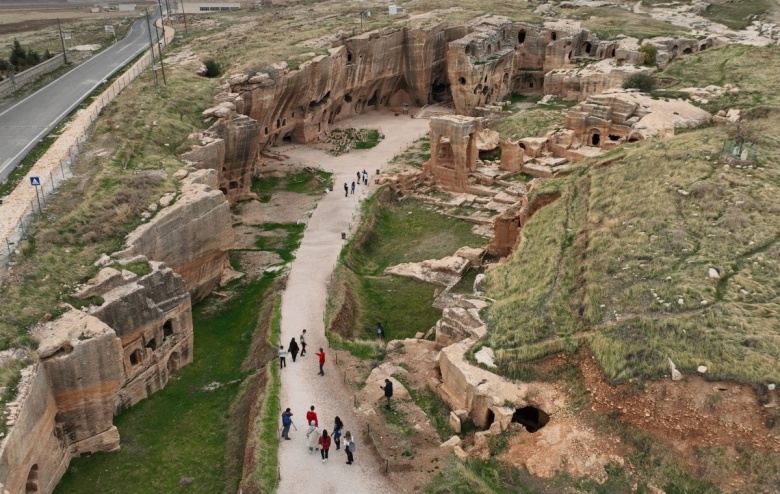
left=316, top=347, right=326, bottom=376
left=318, top=429, right=331, bottom=462
left=306, top=405, right=318, bottom=426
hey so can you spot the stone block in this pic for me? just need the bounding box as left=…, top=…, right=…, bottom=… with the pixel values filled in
left=449, top=411, right=462, bottom=433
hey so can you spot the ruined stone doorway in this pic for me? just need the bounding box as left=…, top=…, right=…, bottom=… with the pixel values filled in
left=513, top=406, right=549, bottom=432
left=590, top=131, right=601, bottom=146
left=163, top=319, right=174, bottom=340
left=26, top=464, right=39, bottom=493
left=431, top=80, right=449, bottom=103
left=485, top=408, right=495, bottom=430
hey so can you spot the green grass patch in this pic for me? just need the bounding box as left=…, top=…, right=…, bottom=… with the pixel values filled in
left=116, top=259, right=152, bottom=277
left=355, top=129, right=381, bottom=149
left=404, top=382, right=455, bottom=441
left=489, top=107, right=566, bottom=140
left=55, top=272, right=277, bottom=494
left=327, top=332, right=386, bottom=361
left=700, top=0, right=771, bottom=30
left=251, top=168, right=332, bottom=195
left=253, top=223, right=305, bottom=262
left=425, top=457, right=542, bottom=494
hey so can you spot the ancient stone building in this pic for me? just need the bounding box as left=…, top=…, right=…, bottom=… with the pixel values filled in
left=423, top=115, right=483, bottom=192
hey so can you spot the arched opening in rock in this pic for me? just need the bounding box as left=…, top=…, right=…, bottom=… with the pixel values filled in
left=221, top=167, right=227, bottom=173
left=219, top=187, right=228, bottom=195
left=512, top=406, right=549, bottom=432
left=229, top=181, right=239, bottom=189
left=129, top=349, right=143, bottom=366
left=163, top=320, right=174, bottom=340
left=431, top=81, right=448, bottom=102
left=481, top=85, right=490, bottom=95
left=484, top=75, right=488, bottom=84
left=518, top=142, right=526, bottom=150
left=367, top=89, right=379, bottom=106
left=473, top=85, right=482, bottom=95
left=609, top=134, right=620, bottom=141
left=458, top=76, right=466, bottom=85
left=146, top=338, right=157, bottom=351
left=672, top=45, right=679, bottom=56
left=484, top=408, right=495, bottom=430
left=487, top=44, right=493, bottom=55
left=610, top=47, right=616, bottom=57
left=309, top=91, right=330, bottom=109
left=264, top=127, right=268, bottom=135
left=683, top=47, right=692, bottom=55
left=282, top=133, right=293, bottom=142
left=583, top=42, right=592, bottom=54
left=347, top=51, right=353, bottom=63
left=567, top=51, right=572, bottom=60
left=276, top=118, right=281, bottom=128
left=550, top=31, right=557, bottom=41
left=700, top=44, right=708, bottom=51
left=627, top=135, right=641, bottom=143
left=168, top=352, right=180, bottom=373
left=502, top=73, right=509, bottom=84
left=26, top=464, right=39, bottom=493
left=518, top=30, right=526, bottom=44
left=590, top=132, right=601, bottom=146
left=528, top=81, right=534, bottom=88
left=344, top=94, right=353, bottom=102
left=282, top=118, right=287, bottom=126
left=437, top=139, right=454, bottom=162
left=465, top=45, right=471, bottom=55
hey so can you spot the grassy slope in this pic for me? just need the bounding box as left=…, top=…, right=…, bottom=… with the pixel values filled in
left=337, top=193, right=486, bottom=343
left=486, top=45, right=780, bottom=384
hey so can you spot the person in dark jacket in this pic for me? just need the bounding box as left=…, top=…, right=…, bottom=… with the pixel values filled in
left=318, top=430, right=331, bottom=462
left=288, top=338, right=300, bottom=362
left=281, top=408, right=293, bottom=440
left=381, top=378, right=393, bottom=410
left=333, top=416, right=344, bottom=450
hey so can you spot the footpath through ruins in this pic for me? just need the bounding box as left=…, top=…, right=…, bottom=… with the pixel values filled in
left=277, top=111, right=430, bottom=493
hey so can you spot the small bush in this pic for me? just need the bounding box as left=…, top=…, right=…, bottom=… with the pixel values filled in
left=203, top=59, right=222, bottom=78
left=623, top=73, right=657, bottom=93
left=639, top=43, right=658, bottom=66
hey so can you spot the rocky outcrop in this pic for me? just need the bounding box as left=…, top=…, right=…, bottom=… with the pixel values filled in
left=385, top=255, right=470, bottom=286
left=434, top=307, right=487, bottom=346
left=116, top=169, right=233, bottom=302
left=544, top=59, right=653, bottom=101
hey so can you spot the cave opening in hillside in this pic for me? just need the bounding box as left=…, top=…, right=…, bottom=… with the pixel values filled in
left=26, top=464, right=39, bottom=493
left=513, top=406, right=549, bottom=432
left=431, top=80, right=448, bottom=102
left=518, top=29, right=526, bottom=44
left=129, top=349, right=142, bottom=366
left=550, top=31, right=557, bottom=41
left=609, top=134, right=620, bottom=141
left=683, top=47, right=692, bottom=54
left=590, top=132, right=600, bottom=146
left=146, top=338, right=157, bottom=351
left=368, top=90, right=379, bottom=106
left=484, top=408, right=495, bottom=430
left=583, top=42, right=592, bottom=54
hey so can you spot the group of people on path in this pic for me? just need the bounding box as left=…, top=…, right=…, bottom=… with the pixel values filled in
left=281, top=405, right=357, bottom=465
left=279, top=329, right=326, bottom=375
left=344, top=169, right=369, bottom=197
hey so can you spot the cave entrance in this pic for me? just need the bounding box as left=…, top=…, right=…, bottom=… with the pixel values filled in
left=367, top=90, right=379, bottom=106
left=431, top=80, right=449, bottom=103
left=26, top=464, right=39, bottom=493
left=145, top=338, right=157, bottom=351
left=129, top=348, right=143, bottom=366
left=590, top=131, right=601, bottom=146
left=512, top=406, right=549, bottom=432
left=583, top=42, right=592, bottom=55
left=282, top=133, right=293, bottom=143
left=683, top=47, right=692, bottom=55
left=168, top=352, right=181, bottom=373
left=609, top=134, right=620, bottom=142
left=163, top=320, right=174, bottom=340
left=518, top=29, right=526, bottom=44
left=484, top=408, right=495, bottom=430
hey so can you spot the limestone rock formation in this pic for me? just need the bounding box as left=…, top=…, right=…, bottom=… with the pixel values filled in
left=435, top=307, right=487, bottom=346
left=116, top=169, right=234, bottom=302
left=385, top=255, right=470, bottom=286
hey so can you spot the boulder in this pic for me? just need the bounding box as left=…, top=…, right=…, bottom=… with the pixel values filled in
left=474, top=346, right=497, bottom=368
left=708, top=267, right=720, bottom=279
left=668, top=358, right=683, bottom=381
left=449, top=411, right=462, bottom=433
left=441, top=435, right=462, bottom=449
left=476, top=128, right=500, bottom=151
left=453, top=246, right=485, bottom=267
left=453, top=444, right=469, bottom=463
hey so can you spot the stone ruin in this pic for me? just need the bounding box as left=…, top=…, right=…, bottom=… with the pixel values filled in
left=0, top=169, right=232, bottom=493
left=423, top=115, right=483, bottom=193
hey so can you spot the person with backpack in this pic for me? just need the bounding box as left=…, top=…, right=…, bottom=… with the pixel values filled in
left=344, top=431, right=356, bottom=464
left=333, top=416, right=344, bottom=450
left=380, top=378, right=394, bottom=410
left=281, top=408, right=293, bottom=440
left=318, top=430, right=331, bottom=462
left=288, top=337, right=300, bottom=362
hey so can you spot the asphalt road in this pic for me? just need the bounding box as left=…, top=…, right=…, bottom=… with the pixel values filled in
left=0, top=10, right=161, bottom=183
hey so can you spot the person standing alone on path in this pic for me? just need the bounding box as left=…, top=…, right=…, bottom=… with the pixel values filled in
left=344, top=431, right=355, bottom=464
left=356, top=171, right=361, bottom=184
left=315, top=348, right=326, bottom=376
left=344, top=182, right=348, bottom=197
left=300, top=329, right=307, bottom=356
left=281, top=408, right=293, bottom=440
left=306, top=405, right=318, bottom=427
left=363, top=169, right=368, bottom=185
left=288, top=338, right=300, bottom=362
left=318, top=430, right=331, bottom=462
left=279, top=345, right=287, bottom=368
left=333, top=416, right=344, bottom=450
left=381, top=378, right=394, bottom=410
left=351, top=181, right=356, bottom=194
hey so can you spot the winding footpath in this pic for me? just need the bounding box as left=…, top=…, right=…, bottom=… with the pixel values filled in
left=277, top=111, right=429, bottom=494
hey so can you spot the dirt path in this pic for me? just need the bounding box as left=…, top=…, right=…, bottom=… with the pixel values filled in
left=276, top=111, right=429, bottom=494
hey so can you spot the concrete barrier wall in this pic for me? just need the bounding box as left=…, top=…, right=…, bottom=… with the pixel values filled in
left=0, top=53, right=66, bottom=99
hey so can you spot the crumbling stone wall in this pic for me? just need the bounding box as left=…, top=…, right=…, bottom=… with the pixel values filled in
left=423, top=115, right=483, bottom=192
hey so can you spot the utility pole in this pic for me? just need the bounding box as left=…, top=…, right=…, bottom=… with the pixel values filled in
left=56, top=18, right=68, bottom=64
left=153, top=1, right=167, bottom=85
left=145, top=8, right=160, bottom=95
left=180, top=0, right=188, bottom=36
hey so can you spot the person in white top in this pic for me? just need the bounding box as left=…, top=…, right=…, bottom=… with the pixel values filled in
left=278, top=345, right=287, bottom=368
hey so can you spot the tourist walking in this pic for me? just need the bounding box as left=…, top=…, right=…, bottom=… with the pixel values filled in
left=300, top=329, right=307, bottom=356
left=344, top=431, right=355, bottom=464
left=344, top=182, right=348, bottom=197
left=363, top=169, right=368, bottom=185
left=315, top=348, right=326, bottom=376
left=288, top=338, right=300, bottom=362
left=351, top=181, right=356, bottom=194
left=356, top=171, right=361, bottom=183
left=376, top=322, right=384, bottom=341
left=306, top=421, right=320, bottom=453
left=281, top=408, right=294, bottom=440
left=318, top=430, right=331, bottom=462
left=278, top=345, right=287, bottom=368
left=381, top=378, right=394, bottom=410
left=306, top=405, right=318, bottom=427
left=333, top=416, right=344, bottom=450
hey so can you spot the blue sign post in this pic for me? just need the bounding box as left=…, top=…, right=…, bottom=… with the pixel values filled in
left=30, top=176, right=42, bottom=212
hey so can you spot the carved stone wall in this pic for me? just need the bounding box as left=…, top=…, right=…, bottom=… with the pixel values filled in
left=423, top=115, right=484, bottom=192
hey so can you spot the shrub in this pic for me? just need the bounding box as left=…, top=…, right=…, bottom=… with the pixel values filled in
left=203, top=59, right=222, bottom=78
left=623, top=73, right=657, bottom=93
left=639, top=43, right=658, bottom=66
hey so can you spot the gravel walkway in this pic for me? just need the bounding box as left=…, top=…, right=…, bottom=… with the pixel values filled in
left=277, top=111, right=429, bottom=494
